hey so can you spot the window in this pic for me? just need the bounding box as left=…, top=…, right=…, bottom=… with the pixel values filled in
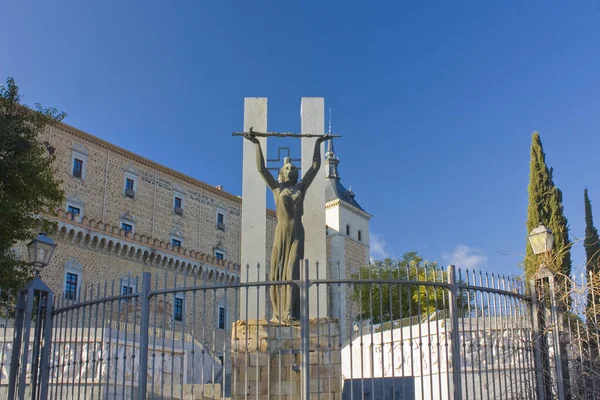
left=174, top=196, right=183, bottom=215
left=216, top=210, right=226, bottom=230
left=125, top=178, right=135, bottom=198
left=67, top=205, right=81, bottom=220
left=122, top=223, right=133, bottom=233
left=174, top=296, right=183, bottom=322
left=121, top=285, right=133, bottom=295
left=346, top=224, right=350, bottom=236
left=66, top=196, right=84, bottom=222
left=218, top=355, right=224, bottom=365
left=218, top=306, right=226, bottom=329
left=172, top=239, right=182, bottom=248
left=65, top=272, right=79, bottom=300
left=215, top=252, right=224, bottom=261
left=71, top=144, right=88, bottom=180
left=72, top=158, right=83, bottom=178
left=358, top=230, right=362, bottom=242
left=123, top=172, right=138, bottom=198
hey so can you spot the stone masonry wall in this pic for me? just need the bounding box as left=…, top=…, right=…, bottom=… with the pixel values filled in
left=42, top=123, right=244, bottom=265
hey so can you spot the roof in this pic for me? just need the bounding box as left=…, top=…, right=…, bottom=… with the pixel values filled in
left=325, top=176, right=365, bottom=212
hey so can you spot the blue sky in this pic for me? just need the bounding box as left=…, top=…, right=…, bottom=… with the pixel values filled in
left=3, top=1, right=600, bottom=276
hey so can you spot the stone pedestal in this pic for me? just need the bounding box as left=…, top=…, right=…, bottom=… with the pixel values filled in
left=231, top=318, right=342, bottom=399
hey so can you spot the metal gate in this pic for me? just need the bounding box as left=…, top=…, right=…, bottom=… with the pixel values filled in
left=1, top=262, right=599, bottom=399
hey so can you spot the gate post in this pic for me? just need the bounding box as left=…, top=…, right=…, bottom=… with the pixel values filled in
left=7, top=291, right=26, bottom=400
left=38, top=291, right=54, bottom=400
left=532, top=267, right=571, bottom=400
left=137, top=272, right=151, bottom=400
left=300, top=259, right=310, bottom=400
left=447, top=265, right=463, bottom=400
left=7, top=276, right=54, bottom=400
left=530, top=278, right=549, bottom=400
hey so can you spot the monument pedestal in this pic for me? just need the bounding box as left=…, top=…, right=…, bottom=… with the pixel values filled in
left=231, top=318, right=342, bottom=399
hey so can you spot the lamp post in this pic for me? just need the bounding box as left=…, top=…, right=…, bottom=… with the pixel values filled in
left=528, top=224, right=571, bottom=399
left=353, top=323, right=359, bottom=338
left=26, top=232, right=57, bottom=275
left=528, top=223, right=554, bottom=256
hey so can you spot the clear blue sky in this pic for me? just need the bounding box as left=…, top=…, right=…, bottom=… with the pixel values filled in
left=3, top=1, right=600, bottom=276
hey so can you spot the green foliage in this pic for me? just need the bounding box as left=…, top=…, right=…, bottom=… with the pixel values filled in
left=0, top=77, right=65, bottom=293
left=525, top=132, right=571, bottom=281
left=350, top=252, right=471, bottom=324
left=584, top=189, right=600, bottom=314
left=584, top=189, right=600, bottom=275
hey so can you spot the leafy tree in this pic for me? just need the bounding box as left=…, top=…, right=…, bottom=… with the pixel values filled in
left=524, top=132, right=571, bottom=281
left=350, top=252, right=471, bottom=324
left=584, top=189, right=600, bottom=315
left=0, top=77, right=65, bottom=293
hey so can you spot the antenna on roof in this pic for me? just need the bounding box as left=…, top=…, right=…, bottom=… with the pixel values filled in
left=328, top=108, right=332, bottom=134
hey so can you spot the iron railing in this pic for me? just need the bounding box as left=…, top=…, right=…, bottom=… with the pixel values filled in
left=1, top=262, right=600, bottom=399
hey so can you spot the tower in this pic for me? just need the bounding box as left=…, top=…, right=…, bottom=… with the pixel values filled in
left=324, top=138, right=371, bottom=345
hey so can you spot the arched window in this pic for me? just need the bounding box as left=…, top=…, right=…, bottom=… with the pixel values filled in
left=358, top=230, right=362, bottom=242
left=346, top=224, right=350, bottom=236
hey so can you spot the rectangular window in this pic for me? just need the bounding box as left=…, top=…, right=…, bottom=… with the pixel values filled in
left=216, top=212, right=225, bottom=230
left=67, top=206, right=81, bottom=220
left=218, top=306, right=226, bottom=329
left=72, top=158, right=83, bottom=178
left=174, top=297, right=183, bottom=321
left=172, top=239, right=182, bottom=248
left=218, top=355, right=224, bottom=365
left=358, top=230, right=362, bottom=242
left=215, top=252, right=224, bottom=261
left=122, top=223, right=133, bottom=233
left=65, top=272, right=78, bottom=300
left=174, top=196, right=183, bottom=215
left=121, top=285, right=133, bottom=295
left=125, top=178, right=134, bottom=191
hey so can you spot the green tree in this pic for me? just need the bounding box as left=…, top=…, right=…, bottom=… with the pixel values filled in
left=584, top=189, right=600, bottom=313
left=0, top=77, right=65, bottom=293
left=524, top=132, right=571, bottom=281
left=351, top=252, right=470, bottom=324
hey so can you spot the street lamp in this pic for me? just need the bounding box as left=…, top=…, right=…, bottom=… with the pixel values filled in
left=528, top=223, right=554, bottom=255
left=27, top=232, right=57, bottom=274
left=353, top=323, right=359, bottom=338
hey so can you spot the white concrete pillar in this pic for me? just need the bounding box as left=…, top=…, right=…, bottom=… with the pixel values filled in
left=300, top=97, right=328, bottom=318
left=240, top=97, right=267, bottom=320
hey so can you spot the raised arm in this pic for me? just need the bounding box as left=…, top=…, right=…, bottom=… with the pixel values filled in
left=300, top=134, right=331, bottom=190
left=243, top=132, right=279, bottom=190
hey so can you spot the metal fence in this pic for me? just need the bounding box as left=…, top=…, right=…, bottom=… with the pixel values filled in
left=2, top=262, right=600, bottom=399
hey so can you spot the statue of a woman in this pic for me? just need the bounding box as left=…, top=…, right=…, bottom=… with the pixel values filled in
left=243, top=132, right=331, bottom=322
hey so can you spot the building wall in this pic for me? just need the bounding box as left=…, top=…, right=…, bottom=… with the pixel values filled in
left=326, top=200, right=371, bottom=346
left=34, top=122, right=370, bottom=347
left=43, top=123, right=244, bottom=265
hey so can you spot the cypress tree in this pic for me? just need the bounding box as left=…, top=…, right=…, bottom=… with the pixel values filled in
left=525, top=132, right=572, bottom=281
left=584, top=189, right=600, bottom=310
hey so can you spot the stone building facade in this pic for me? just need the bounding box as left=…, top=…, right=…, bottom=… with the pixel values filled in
left=27, top=121, right=369, bottom=381
left=324, top=139, right=371, bottom=345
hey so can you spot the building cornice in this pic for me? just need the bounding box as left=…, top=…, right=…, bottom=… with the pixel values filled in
left=51, top=209, right=240, bottom=281
left=54, top=122, right=241, bottom=204
left=325, top=199, right=372, bottom=220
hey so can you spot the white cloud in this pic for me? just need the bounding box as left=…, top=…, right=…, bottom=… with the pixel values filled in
left=442, top=245, right=487, bottom=270
left=370, top=232, right=389, bottom=261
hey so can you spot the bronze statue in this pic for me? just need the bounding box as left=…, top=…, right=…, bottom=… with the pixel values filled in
left=243, top=132, right=332, bottom=322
